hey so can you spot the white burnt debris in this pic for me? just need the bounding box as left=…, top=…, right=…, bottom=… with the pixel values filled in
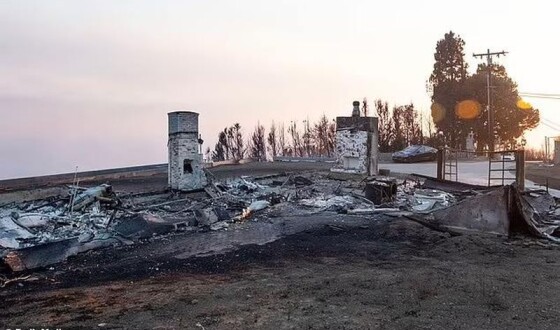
left=2, top=167, right=560, bottom=274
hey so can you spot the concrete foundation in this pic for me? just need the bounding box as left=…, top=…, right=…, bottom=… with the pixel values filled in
left=168, top=111, right=207, bottom=191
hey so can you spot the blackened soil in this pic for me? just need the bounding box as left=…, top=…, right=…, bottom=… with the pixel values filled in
left=1, top=218, right=560, bottom=330
left=4, top=218, right=439, bottom=291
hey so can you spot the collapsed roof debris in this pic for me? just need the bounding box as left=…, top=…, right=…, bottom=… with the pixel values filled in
left=406, top=177, right=560, bottom=240
left=0, top=217, right=34, bottom=249
left=513, top=187, right=560, bottom=243
left=428, top=186, right=510, bottom=236
left=1, top=170, right=559, bottom=274
left=69, top=184, right=117, bottom=212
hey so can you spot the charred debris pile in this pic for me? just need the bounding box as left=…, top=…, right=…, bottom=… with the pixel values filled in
left=1, top=170, right=560, bottom=274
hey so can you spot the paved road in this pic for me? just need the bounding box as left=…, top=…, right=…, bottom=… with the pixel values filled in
left=382, top=160, right=559, bottom=195
left=382, top=161, right=508, bottom=186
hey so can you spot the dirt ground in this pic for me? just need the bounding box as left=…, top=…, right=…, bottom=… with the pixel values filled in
left=1, top=215, right=559, bottom=330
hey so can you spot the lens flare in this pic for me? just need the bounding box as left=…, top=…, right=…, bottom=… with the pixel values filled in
left=455, top=100, right=481, bottom=120
left=431, top=103, right=446, bottom=123
left=516, top=99, right=533, bottom=111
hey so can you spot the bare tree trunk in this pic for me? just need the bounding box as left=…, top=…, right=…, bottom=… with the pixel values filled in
left=278, top=123, right=286, bottom=156
left=268, top=121, right=278, bottom=159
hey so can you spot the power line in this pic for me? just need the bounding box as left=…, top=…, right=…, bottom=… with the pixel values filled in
left=542, top=117, right=558, bottom=123
left=541, top=121, right=560, bottom=131
left=540, top=116, right=560, bottom=130
left=520, top=92, right=560, bottom=97
left=542, top=119, right=560, bottom=128
left=473, top=49, right=508, bottom=153
left=541, top=117, right=560, bottom=130
left=519, top=93, right=560, bottom=100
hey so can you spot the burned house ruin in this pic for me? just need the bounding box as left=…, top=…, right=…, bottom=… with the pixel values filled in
left=331, top=101, right=379, bottom=176
left=168, top=111, right=207, bottom=191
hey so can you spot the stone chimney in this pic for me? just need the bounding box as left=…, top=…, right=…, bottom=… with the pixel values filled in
left=332, top=101, right=379, bottom=175
left=168, top=111, right=208, bottom=191
left=352, top=101, right=361, bottom=117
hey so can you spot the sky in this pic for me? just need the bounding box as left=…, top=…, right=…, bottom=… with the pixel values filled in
left=1, top=0, right=559, bottom=179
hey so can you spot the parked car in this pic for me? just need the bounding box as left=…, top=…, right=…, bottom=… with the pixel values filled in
left=392, top=145, right=438, bottom=163
left=501, top=153, right=514, bottom=161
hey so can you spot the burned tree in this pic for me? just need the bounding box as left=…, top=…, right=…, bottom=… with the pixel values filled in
left=267, top=121, right=278, bottom=158
left=402, top=103, right=423, bottom=145
left=231, top=123, right=244, bottom=160
left=313, top=114, right=332, bottom=157
left=302, top=118, right=314, bottom=156
left=278, top=122, right=286, bottom=156
left=288, top=121, right=304, bottom=157
left=327, top=120, right=336, bottom=156
left=375, top=100, right=393, bottom=152
left=391, top=106, right=405, bottom=151
left=212, top=131, right=227, bottom=161
left=248, top=123, right=267, bottom=161
left=212, top=123, right=245, bottom=161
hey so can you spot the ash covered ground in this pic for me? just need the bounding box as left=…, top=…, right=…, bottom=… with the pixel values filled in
left=1, top=162, right=560, bottom=329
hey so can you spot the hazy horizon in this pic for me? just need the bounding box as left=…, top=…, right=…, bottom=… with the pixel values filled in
left=2, top=1, right=559, bottom=179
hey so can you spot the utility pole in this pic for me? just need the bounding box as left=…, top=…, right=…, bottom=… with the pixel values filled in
left=473, top=49, right=507, bottom=154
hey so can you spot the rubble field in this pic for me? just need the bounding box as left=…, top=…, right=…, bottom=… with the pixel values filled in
left=1, top=162, right=560, bottom=329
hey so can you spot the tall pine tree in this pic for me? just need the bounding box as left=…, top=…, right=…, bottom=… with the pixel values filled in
left=429, top=31, right=469, bottom=148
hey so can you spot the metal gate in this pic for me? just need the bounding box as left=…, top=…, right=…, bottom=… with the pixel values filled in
left=488, top=151, right=517, bottom=186
left=443, top=148, right=458, bottom=181
left=437, top=149, right=525, bottom=189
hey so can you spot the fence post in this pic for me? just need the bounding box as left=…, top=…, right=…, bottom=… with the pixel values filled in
left=437, top=149, right=444, bottom=180
left=515, top=150, right=525, bottom=191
